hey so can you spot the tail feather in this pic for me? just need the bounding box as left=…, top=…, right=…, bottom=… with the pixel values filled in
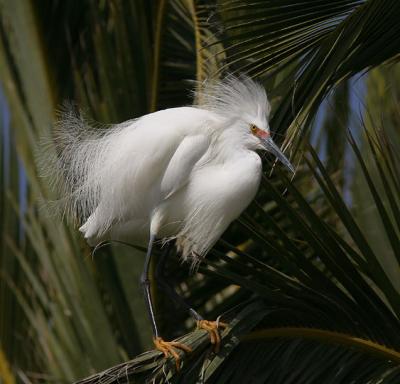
left=37, top=102, right=136, bottom=234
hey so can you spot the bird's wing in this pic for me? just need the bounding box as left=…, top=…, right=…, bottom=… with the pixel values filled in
left=161, top=134, right=209, bottom=200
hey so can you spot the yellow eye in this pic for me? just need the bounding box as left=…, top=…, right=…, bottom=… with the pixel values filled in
left=250, top=124, right=258, bottom=134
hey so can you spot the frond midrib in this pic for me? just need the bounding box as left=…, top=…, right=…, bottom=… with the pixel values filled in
left=242, top=326, right=400, bottom=363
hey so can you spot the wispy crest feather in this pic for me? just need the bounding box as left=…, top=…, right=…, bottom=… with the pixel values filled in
left=195, top=74, right=270, bottom=119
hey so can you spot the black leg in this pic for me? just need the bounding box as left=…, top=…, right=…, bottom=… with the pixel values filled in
left=140, top=233, right=160, bottom=338
left=148, top=242, right=226, bottom=356
left=155, top=242, right=203, bottom=322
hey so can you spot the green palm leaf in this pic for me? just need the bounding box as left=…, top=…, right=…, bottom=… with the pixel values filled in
left=217, top=0, right=400, bottom=153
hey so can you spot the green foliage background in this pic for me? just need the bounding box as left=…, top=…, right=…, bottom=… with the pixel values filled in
left=1, top=0, right=400, bottom=383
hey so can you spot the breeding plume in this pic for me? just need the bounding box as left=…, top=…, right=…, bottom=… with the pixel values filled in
left=43, top=75, right=294, bottom=367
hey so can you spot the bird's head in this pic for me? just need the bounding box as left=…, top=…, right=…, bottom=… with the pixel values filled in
left=245, top=120, right=294, bottom=173
left=197, top=75, right=294, bottom=172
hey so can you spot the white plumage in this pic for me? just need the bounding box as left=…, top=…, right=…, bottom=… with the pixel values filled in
left=43, top=76, right=293, bottom=265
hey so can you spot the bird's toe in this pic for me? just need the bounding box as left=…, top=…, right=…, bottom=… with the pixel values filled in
left=153, top=337, right=192, bottom=371
left=197, top=319, right=228, bottom=353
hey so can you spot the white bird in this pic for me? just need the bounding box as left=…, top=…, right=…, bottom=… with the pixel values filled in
left=43, top=75, right=293, bottom=366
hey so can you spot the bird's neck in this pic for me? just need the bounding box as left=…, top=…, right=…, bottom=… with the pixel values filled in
left=212, top=138, right=253, bottom=163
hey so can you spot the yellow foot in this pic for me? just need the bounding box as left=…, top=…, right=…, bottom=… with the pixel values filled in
left=197, top=318, right=228, bottom=353
left=153, top=337, right=192, bottom=371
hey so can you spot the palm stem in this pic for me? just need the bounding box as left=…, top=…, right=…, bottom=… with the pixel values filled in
left=242, top=327, right=400, bottom=363
left=150, top=0, right=167, bottom=112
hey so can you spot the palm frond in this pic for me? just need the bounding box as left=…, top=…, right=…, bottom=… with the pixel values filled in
left=216, top=0, right=400, bottom=155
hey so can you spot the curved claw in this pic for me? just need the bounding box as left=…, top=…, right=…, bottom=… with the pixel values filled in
left=153, top=337, right=192, bottom=371
left=197, top=319, right=228, bottom=353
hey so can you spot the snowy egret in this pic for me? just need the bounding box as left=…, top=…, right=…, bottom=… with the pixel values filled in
left=43, top=75, right=293, bottom=367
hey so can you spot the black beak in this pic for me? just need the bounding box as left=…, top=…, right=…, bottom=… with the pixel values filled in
left=261, top=137, right=295, bottom=173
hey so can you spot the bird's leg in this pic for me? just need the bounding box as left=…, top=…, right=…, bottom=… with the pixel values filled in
left=140, top=234, right=191, bottom=371
left=155, top=243, right=227, bottom=352
left=155, top=243, right=203, bottom=322
left=140, top=233, right=159, bottom=337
